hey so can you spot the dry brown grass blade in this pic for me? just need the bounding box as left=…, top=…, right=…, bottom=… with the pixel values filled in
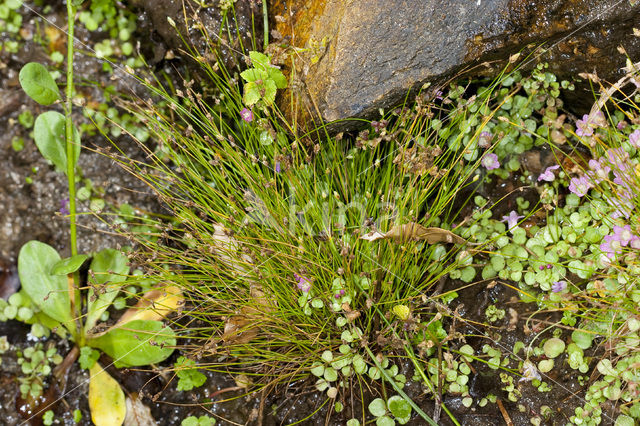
left=361, top=222, right=466, bottom=244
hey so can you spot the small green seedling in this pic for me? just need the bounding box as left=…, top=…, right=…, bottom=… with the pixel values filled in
left=174, top=356, right=208, bottom=391
left=368, top=395, right=412, bottom=425
left=240, top=51, right=287, bottom=107
left=181, top=415, right=216, bottom=426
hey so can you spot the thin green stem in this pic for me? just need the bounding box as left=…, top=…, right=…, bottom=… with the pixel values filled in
left=66, top=0, right=82, bottom=344
left=65, top=2, right=77, bottom=257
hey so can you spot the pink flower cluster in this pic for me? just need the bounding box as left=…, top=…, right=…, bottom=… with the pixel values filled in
left=567, top=146, right=636, bottom=218
left=600, top=225, right=640, bottom=260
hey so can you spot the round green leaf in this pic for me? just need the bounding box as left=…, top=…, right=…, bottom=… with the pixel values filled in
left=18, top=241, right=72, bottom=326
left=19, top=62, right=61, bottom=105
left=376, top=416, right=395, bottom=426
left=615, top=415, right=635, bottom=426
left=88, top=320, right=175, bottom=367
left=387, top=395, right=411, bottom=419
left=572, top=330, right=593, bottom=350
left=51, top=254, right=89, bottom=275
left=33, top=111, right=81, bottom=174
left=368, top=398, right=387, bottom=417
left=543, top=338, right=565, bottom=359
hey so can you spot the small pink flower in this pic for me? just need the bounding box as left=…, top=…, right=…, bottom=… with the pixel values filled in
left=576, top=114, right=594, bottom=137
left=478, top=131, right=493, bottom=148
left=600, top=235, right=623, bottom=260
left=481, top=153, right=500, bottom=170
left=568, top=175, right=592, bottom=197
left=501, top=210, right=524, bottom=230
left=240, top=107, right=253, bottom=123
left=586, top=158, right=610, bottom=184
left=294, top=273, right=311, bottom=293
left=551, top=281, right=567, bottom=293
left=613, top=225, right=635, bottom=247
left=537, top=165, right=560, bottom=182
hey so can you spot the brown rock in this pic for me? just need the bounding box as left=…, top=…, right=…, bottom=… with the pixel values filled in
left=272, top=0, right=640, bottom=130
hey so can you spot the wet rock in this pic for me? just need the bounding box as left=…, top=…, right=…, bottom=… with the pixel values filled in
left=272, top=0, right=640, bottom=130
left=130, top=0, right=263, bottom=70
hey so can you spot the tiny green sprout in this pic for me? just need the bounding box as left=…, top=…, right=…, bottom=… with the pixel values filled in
left=18, top=109, right=34, bottom=128
left=73, top=408, right=82, bottom=423
left=11, top=136, right=24, bottom=151
left=181, top=415, right=216, bottom=426
left=174, top=356, right=207, bottom=391
left=485, top=305, right=506, bottom=323
left=42, top=410, right=54, bottom=426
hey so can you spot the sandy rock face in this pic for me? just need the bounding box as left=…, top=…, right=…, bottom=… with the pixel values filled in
left=272, top=0, right=640, bottom=129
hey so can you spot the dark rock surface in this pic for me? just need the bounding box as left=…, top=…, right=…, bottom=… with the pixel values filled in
left=130, top=0, right=263, bottom=70
left=271, top=0, right=640, bottom=129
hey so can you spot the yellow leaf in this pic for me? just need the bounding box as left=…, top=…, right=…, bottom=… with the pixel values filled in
left=89, top=362, right=126, bottom=426
left=114, top=285, right=183, bottom=327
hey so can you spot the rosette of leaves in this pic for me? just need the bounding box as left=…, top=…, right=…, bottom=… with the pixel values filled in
left=240, top=51, right=287, bottom=107
left=16, top=241, right=180, bottom=425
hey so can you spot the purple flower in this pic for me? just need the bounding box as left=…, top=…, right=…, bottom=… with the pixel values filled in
left=501, top=210, right=524, bottom=230
left=537, top=165, right=560, bottom=182
left=576, top=111, right=606, bottom=137
left=576, top=114, right=594, bottom=137
left=294, top=273, right=311, bottom=293
left=600, top=234, right=623, bottom=260
left=478, top=131, right=493, bottom=148
left=586, top=158, right=610, bottom=184
left=481, top=153, right=500, bottom=170
left=568, top=175, right=592, bottom=197
left=240, top=108, right=253, bottom=123
left=551, top=281, right=567, bottom=293
left=613, top=225, right=636, bottom=247
left=617, top=121, right=628, bottom=130
left=59, top=198, right=70, bottom=215
left=629, top=129, right=640, bottom=148
left=275, top=161, right=281, bottom=173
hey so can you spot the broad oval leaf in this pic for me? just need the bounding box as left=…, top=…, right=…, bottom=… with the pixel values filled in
left=18, top=241, right=72, bottom=327
left=84, top=248, right=130, bottom=332
left=88, top=320, right=175, bottom=367
left=51, top=254, right=89, bottom=275
left=33, top=111, right=81, bottom=174
left=89, top=362, right=126, bottom=426
left=19, top=62, right=61, bottom=105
